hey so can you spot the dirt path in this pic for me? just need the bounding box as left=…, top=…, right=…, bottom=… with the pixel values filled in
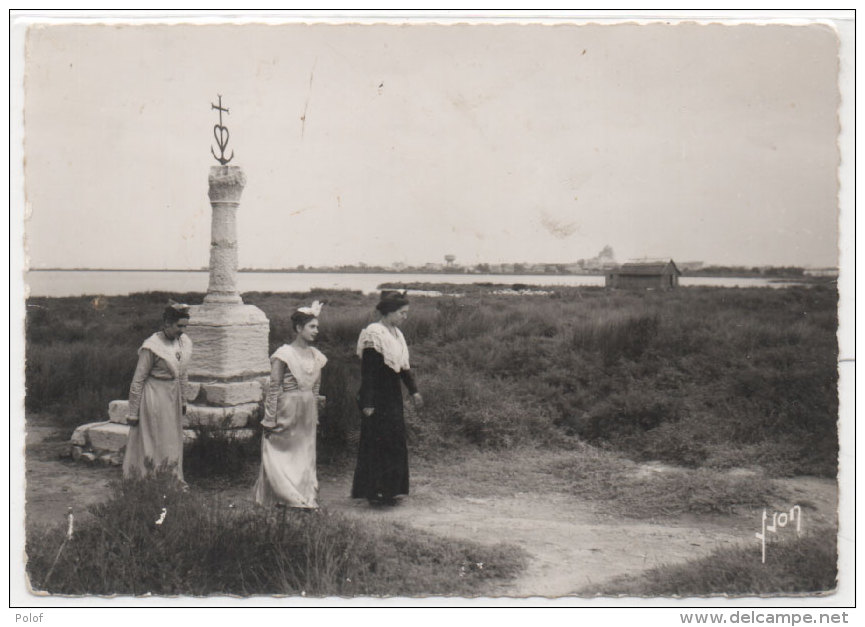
left=22, top=426, right=838, bottom=597
left=23, top=426, right=116, bottom=528
left=316, top=476, right=751, bottom=597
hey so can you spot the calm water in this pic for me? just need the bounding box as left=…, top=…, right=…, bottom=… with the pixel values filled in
left=23, top=270, right=799, bottom=298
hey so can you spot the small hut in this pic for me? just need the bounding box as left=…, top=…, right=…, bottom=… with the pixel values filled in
left=606, top=259, right=682, bottom=290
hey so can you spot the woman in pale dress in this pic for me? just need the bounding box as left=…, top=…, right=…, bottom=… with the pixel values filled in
left=123, top=302, right=193, bottom=482
left=254, top=301, right=327, bottom=509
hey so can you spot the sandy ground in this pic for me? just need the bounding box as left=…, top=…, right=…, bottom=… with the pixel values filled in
left=22, top=425, right=838, bottom=598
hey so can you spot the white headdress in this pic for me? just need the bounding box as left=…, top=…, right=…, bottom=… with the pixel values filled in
left=297, top=300, right=323, bottom=316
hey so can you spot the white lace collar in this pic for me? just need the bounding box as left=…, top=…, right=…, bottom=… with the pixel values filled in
left=356, top=322, right=410, bottom=373
left=272, top=344, right=327, bottom=389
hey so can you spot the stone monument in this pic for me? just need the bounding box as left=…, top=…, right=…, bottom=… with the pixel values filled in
left=183, top=170, right=270, bottom=427
left=71, top=96, right=269, bottom=463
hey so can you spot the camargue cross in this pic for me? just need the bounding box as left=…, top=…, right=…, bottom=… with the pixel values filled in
left=210, top=94, right=234, bottom=165
left=69, top=96, right=270, bottom=466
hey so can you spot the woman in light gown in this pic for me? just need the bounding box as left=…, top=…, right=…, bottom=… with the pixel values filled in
left=254, top=301, right=327, bottom=509
left=123, top=302, right=193, bottom=482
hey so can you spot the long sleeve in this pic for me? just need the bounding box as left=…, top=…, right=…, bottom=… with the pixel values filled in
left=127, top=349, right=154, bottom=419
left=399, top=368, right=418, bottom=395
left=263, top=358, right=286, bottom=423
left=179, top=361, right=189, bottom=408
left=359, top=348, right=383, bottom=409
left=313, top=372, right=321, bottom=396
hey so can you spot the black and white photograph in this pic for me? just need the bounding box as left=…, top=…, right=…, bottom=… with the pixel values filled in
left=9, top=10, right=855, bottom=613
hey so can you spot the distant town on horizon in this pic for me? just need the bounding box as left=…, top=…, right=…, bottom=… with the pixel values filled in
left=28, top=244, right=840, bottom=277
left=30, top=262, right=837, bottom=279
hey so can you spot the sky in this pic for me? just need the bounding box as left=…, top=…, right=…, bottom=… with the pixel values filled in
left=21, top=20, right=841, bottom=269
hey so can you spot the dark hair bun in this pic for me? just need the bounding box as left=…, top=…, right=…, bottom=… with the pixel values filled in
left=376, top=290, right=409, bottom=315
left=163, top=302, right=191, bottom=323
left=291, top=310, right=316, bottom=332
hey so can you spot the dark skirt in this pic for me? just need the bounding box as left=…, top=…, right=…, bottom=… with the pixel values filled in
left=351, top=349, right=412, bottom=500
left=350, top=411, right=409, bottom=500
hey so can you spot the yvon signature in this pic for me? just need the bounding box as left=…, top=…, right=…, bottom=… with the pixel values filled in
left=755, top=505, right=802, bottom=563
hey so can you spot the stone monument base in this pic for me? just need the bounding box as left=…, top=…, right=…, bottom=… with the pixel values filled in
left=68, top=162, right=274, bottom=466
left=69, top=302, right=272, bottom=466
left=186, top=303, right=271, bottom=381
left=69, top=408, right=258, bottom=466
left=183, top=301, right=271, bottom=429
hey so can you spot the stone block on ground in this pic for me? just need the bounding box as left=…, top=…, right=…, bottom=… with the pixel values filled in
left=71, top=406, right=260, bottom=465
left=99, top=452, right=123, bottom=466
left=184, top=402, right=260, bottom=428
left=184, top=381, right=202, bottom=403
left=200, top=380, right=263, bottom=406
left=86, top=422, right=130, bottom=452
left=108, top=400, right=129, bottom=424
left=70, top=424, right=91, bottom=446
left=71, top=420, right=112, bottom=446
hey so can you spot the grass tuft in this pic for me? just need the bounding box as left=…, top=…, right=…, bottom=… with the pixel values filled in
left=551, top=448, right=778, bottom=518
left=183, top=424, right=262, bottom=488
left=26, top=471, right=525, bottom=596
left=595, top=534, right=836, bottom=596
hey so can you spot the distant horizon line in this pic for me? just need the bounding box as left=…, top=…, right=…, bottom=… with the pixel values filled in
left=26, top=263, right=836, bottom=272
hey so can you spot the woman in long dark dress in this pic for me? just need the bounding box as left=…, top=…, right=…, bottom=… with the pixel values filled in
left=351, top=291, right=423, bottom=506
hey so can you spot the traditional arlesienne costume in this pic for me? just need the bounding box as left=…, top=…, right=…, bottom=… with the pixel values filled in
left=123, top=303, right=193, bottom=481
left=254, top=301, right=327, bottom=509
left=351, top=292, right=418, bottom=504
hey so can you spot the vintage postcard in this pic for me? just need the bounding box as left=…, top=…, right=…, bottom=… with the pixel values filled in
left=8, top=10, right=855, bottom=617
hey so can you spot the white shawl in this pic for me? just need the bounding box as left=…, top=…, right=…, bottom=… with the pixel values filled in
left=272, top=344, right=327, bottom=390
left=140, top=332, right=193, bottom=378
left=356, top=322, right=410, bottom=373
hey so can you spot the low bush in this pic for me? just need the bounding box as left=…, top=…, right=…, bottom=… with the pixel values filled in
left=570, top=309, right=660, bottom=364
left=183, top=424, right=262, bottom=487
left=552, top=449, right=778, bottom=518
left=597, top=534, right=837, bottom=595
left=26, top=471, right=525, bottom=596
left=578, top=389, right=684, bottom=442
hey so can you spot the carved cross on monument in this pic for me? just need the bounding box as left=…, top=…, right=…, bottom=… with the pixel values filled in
left=185, top=95, right=270, bottom=426
left=204, top=96, right=244, bottom=304
left=79, top=98, right=271, bottom=464
left=210, top=94, right=234, bottom=165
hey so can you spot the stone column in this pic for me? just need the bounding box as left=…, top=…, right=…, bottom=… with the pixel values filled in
left=204, top=166, right=245, bottom=304
left=72, top=165, right=272, bottom=464
left=183, top=164, right=271, bottom=430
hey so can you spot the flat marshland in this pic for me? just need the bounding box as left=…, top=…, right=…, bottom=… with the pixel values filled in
left=23, top=284, right=839, bottom=596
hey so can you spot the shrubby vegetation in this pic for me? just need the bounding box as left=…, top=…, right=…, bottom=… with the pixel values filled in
left=26, top=471, right=524, bottom=596
left=25, top=284, right=838, bottom=476
left=596, top=534, right=836, bottom=596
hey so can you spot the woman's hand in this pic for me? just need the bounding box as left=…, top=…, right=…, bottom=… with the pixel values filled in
left=411, top=393, right=424, bottom=409
left=317, top=395, right=326, bottom=411
left=261, top=421, right=276, bottom=439
left=362, top=407, right=375, bottom=417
